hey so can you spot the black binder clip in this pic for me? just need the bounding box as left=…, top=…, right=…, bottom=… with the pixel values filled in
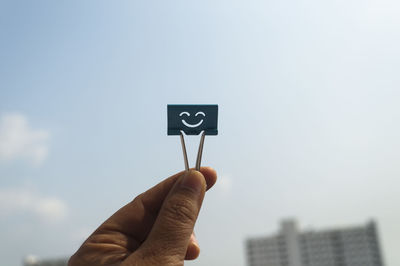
left=167, top=104, right=218, bottom=171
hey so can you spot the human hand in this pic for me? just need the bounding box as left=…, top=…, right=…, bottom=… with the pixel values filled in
left=69, top=167, right=217, bottom=266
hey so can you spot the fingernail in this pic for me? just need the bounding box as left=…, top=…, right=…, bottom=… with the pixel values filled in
left=180, top=171, right=204, bottom=195
left=191, top=233, right=199, bottom=246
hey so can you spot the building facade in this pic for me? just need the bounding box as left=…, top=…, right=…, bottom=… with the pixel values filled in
left=246, top=220, right=384, bottom=266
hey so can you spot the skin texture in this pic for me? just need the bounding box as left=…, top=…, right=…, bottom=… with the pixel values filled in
left=69, top=167, right=217, bottom=266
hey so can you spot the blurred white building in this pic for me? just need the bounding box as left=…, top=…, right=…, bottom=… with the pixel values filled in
left=23, top=255, right=68, bottom=266
left=246, top=219, right=384, bottom=266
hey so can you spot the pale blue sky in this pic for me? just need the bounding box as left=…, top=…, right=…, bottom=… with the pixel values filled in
left=1, top=1, right=400, bottom=266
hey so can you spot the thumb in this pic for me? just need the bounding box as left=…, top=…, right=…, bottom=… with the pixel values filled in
left=138, top=170, right=206, bottom=262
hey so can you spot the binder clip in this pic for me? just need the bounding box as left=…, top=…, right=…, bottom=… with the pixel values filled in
left=168, top=104, right=218, bottom=171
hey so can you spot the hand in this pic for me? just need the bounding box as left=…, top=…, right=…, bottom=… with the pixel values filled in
left=69, top=167, right=217, bottom=266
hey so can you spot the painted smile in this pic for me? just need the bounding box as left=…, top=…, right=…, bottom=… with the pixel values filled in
left=182, top=119, right=204, bottom=128
left=179, top=111, right=205, bottom=128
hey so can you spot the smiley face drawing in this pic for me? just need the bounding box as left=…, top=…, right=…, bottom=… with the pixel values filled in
left=168, top=104, right=218, bottom=135
left=179, top=111, right=205, bottom=128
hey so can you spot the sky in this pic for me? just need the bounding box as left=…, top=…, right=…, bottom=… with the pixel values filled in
left=1, top=0, right=400, bottom=265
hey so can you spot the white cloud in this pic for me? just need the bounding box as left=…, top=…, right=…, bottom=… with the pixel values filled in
left=0, top=113, right=50, bottom=166
left=34, top=197, right=68, bottom=221
left=358, top=0, right=400, bottom=30
left=23, top=255, right=40, bottom=265
left=216, top=174, right=233, bottom=195
left=0, top=187, right=67, bottom=222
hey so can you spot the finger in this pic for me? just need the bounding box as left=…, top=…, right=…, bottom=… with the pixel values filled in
left=185, top=232, right=200, bottom=260
left=94, top=167, right=216, bottom=247
left=141, top=167, right=216, bottom=216
left=137, top=170, right=206, bottom=261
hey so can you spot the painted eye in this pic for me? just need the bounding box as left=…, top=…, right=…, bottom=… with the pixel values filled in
left=179, top=111, right=190, bottom=117
left=195, top=111, right=205, bottom=117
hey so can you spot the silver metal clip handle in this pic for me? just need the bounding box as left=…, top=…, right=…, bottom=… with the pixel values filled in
left=180, top=131, right=206, bottom=171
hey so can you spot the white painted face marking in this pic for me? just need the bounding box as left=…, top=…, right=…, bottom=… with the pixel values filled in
left=179, top=111, right=190, bottom=117
left=179, top=111, right=205, bottom=128
left=195, top=111, right=205, bottom=117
